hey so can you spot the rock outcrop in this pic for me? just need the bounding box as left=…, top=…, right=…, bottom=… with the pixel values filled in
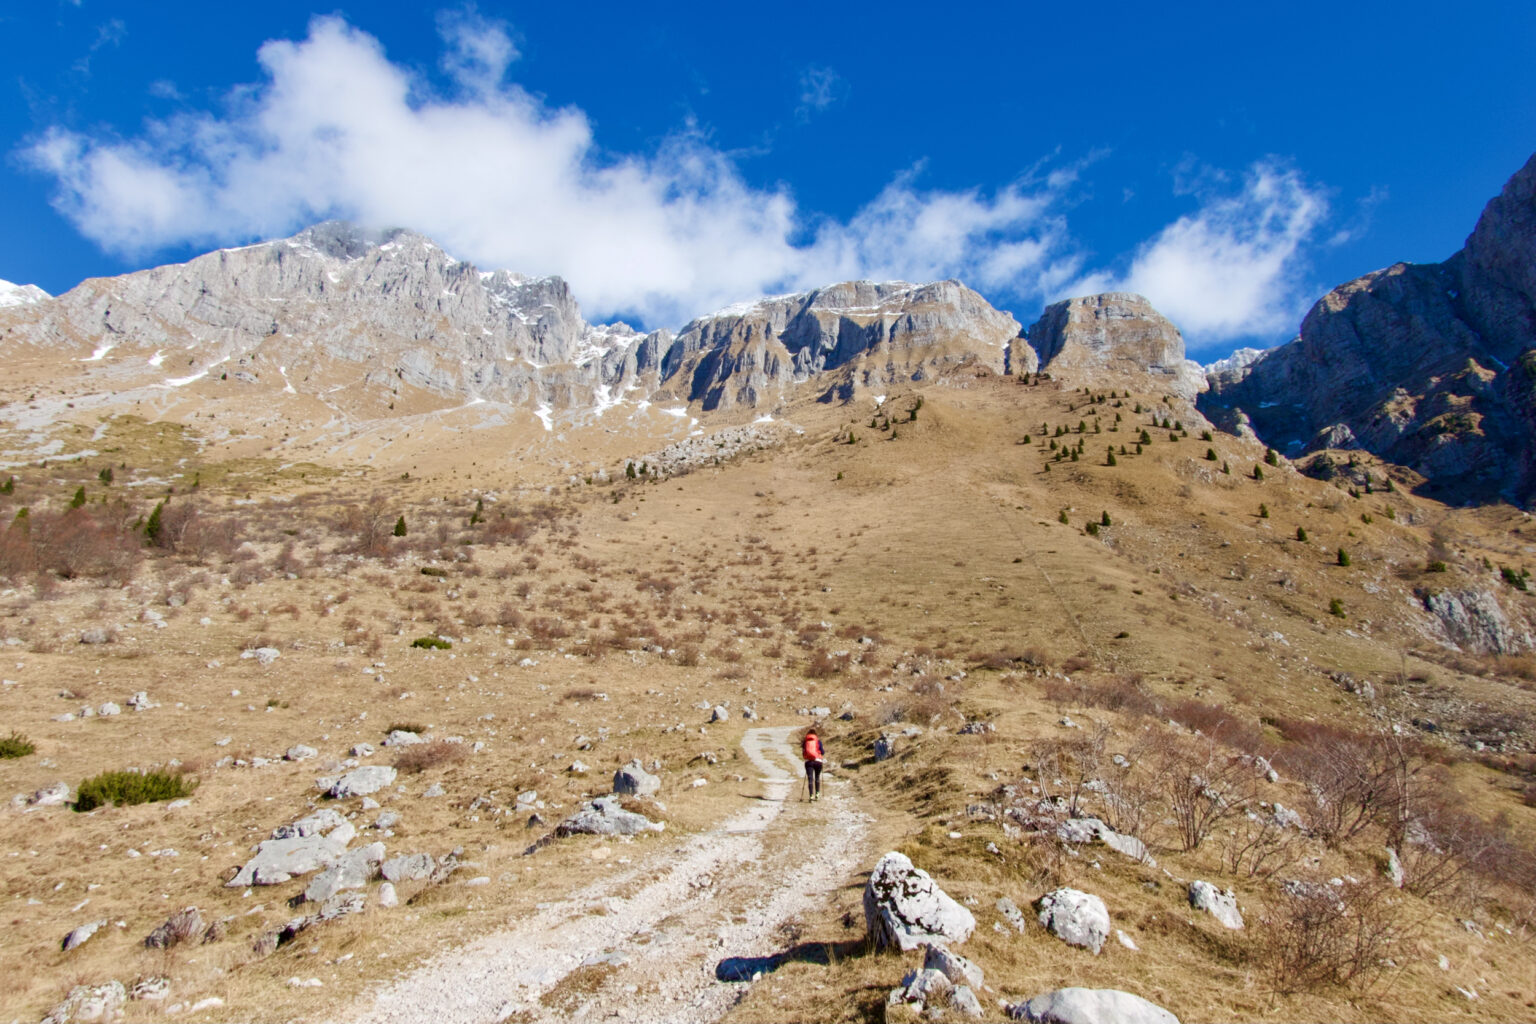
left=0, top=223, right=1026, bottom=433
left=864, top=851, right=976, bottom=951
left=1007, top=988, right=1180, bottom=1024
left=662, top=280, right=1021, bottom=410
left=1034, top=887, right=1110, bottom=954
left=1026, top=293, right=1206, bottom=400
left=1202, top=152, right=1536, bottom=507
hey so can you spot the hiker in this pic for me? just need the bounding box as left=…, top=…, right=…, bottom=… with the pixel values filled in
left=802, top=726, right=825, bottom=801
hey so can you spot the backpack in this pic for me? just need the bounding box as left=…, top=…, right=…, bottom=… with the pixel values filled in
left=802, top=733, right=823, bottom=761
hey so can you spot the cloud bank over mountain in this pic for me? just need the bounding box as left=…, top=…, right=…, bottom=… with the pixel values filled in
left=23, top=13, right=1329, bottom=342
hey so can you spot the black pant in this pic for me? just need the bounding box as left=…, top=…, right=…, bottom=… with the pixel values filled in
left=805, top=760, right=823, bottom=795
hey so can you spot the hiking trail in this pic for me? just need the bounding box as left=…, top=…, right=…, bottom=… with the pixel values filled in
left=334, top=725, right=869, bottom=1024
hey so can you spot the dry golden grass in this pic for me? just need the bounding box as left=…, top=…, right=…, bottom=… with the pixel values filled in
left=0, top=371, right=1534, bottom=1021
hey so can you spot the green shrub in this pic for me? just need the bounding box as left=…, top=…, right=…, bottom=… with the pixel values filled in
left=1425, top=560, right=1447, bottom=573
left=1337, top=548, right=1351, bottom=567
left=74, top=769, right=194, bottom=812
left=1253, top=465, right=1265, bottom=481
left=1101, top=510, right=1111, bottom=527
left=393, top=515, right=407, bottom=537
left=411, top=636, right=451, bottom=650
left=0, top=731, right=36, bottom=759
left=386, top=722, right=429, bottom=735
left=1265, top=447, right=1279, bottom=466
left=1502, top=567, right=1530, bottom=592
left=1296, top=527, right=1308, bottom=542
left=1329, top=598, right=1346, bottom=618
left=1085, top=521, right=1100, bottom=536
left=1259, top=504, right=1269, bottom=519
left=1206, top=448, right=1218, bottom=461
left=420, top=566, right=448, bottom=578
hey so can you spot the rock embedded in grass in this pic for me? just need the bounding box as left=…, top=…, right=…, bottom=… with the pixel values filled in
left=1034, top=888, right=1110, bottom=954
left=613, top=759, right=659, bottom=797
left=1006, top=987, right=1179, bottom=1023
left=864, top=851, right=976, bottom=951
left=1187, top=881, right=1243, bottom=930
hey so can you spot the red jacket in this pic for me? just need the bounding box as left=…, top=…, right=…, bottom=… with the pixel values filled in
left=803, top=733, right=824, bottom=762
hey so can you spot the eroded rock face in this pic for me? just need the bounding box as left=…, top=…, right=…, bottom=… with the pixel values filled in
left=1421, top=587, right=1535, bottom=654
left=1202, top=152, right=1536, bottom=507
left=663, top=280, right=1022, bottom=410
left=1026, top=293, right=1206, bottom=400
left=863, top=851, right=976, bottom=951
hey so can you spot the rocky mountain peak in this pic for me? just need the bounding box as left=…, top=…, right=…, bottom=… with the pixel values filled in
left=1025, top=292, right=1205, bottom=400
left=659, top=278, right=1021, bottom=410
left=1201, top=150, right=1536, bottom=507
left=0, top=278, right=50, bottom=308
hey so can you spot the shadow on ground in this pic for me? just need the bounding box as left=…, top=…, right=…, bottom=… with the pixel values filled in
left=716, top=939, right=868, bottom=982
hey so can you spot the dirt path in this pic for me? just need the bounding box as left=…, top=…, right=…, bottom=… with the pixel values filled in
left=336, top=725, right=869, bottom=1024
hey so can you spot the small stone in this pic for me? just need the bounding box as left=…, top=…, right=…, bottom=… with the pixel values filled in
left=285, top=744, right=318, bottom=761
left=61, top=918, right=107, bottom=951
left=79, top=628, right=112, bottom=645
left=1188, top=881, right=1244, bottom=930
left=130, top=976, right=170, bottom=1002
left=351, top=743, right=376, bottom=757
left=422, top=782, right=446, bottom=798
left=377, top=882, right=399, bottom=908
left=98, top=702, right=121, bottom=716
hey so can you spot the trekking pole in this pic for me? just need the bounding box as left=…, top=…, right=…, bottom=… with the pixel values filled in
left=800, top=769, right=807, bottom=802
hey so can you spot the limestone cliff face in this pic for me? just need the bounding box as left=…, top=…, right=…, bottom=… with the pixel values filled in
left=1201, top=152, right=1536, bottom=507
left=660, top=280, right=1022, bottom=411
left=0, top=225, right=1024, bottom=421
left=0, top=221, right=668, bottom=411
left=1025, top=293, right=1206, bottom=400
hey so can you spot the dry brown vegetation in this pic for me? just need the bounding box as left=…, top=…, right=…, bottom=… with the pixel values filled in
left=0, top=374, right=1534, bottom=1022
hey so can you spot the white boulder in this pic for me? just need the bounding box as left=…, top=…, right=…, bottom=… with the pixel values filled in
left=864, top=851, right=975, bottom=951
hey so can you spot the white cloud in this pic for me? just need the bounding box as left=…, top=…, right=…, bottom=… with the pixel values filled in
left=23, top=16, right=1076, bottom=328
left=22, top=16, right=1332, bottom=345
left=1072, top=161, right=1328, bottom=346
left=436, top=6, right=518, bottom=95
left=796, top=66, right=843, bottom=121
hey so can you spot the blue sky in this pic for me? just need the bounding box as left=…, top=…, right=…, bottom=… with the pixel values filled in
left=2, top=1, right=1533, bottom=359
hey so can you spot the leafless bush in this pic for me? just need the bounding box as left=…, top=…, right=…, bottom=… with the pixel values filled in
left=1026, top=726, right=1111, bottom=820
left=1258, top=879, right=1419, bottom=993
left=1168, top=699, right=1263, bottom=753
left=392, top=740, right=469, bottom=774
left=1273, top=720, right=1421, bottom=847
left=1146, top=731, right=1255, bottom=852
left=32, top=508, right=140, bottom=582
left=804, top=649, right=846, bottom=678
left=1223, top=810, right=1303, bottom=879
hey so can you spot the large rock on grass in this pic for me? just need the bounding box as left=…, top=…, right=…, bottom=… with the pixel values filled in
left=863, top=851, right=975, bottom=951
left=1008, top=987, right=1180, bottom=1024
left=1188, top=880, right=1244, bottom=929
left=319, top=765, right=397, bottom=799
left=612, top=759, right=660, bottom=797
left=1034, top=888, right=1110, bottom=954
left=227, top=816, right=356, bottom=887
left=556, top=796, right=663, bottom=837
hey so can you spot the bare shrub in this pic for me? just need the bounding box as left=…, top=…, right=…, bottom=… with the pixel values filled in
left=1026, top=726, right=1113, bottom=820
left=1146, top=731, right=1255, bottom=852
left=33, top=508, right=140, bottom=582
left=1258, top=880, right=1420, bottom=994
left=392, top=740, right=469, bottom=774
left=1223, top=809, right=1303, bottom=879
left=804, top=649, right=846, bottom=679
left=1273, top=720, right=1421, bottom=847
left=1168, top=699, right=1263, bottom=753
